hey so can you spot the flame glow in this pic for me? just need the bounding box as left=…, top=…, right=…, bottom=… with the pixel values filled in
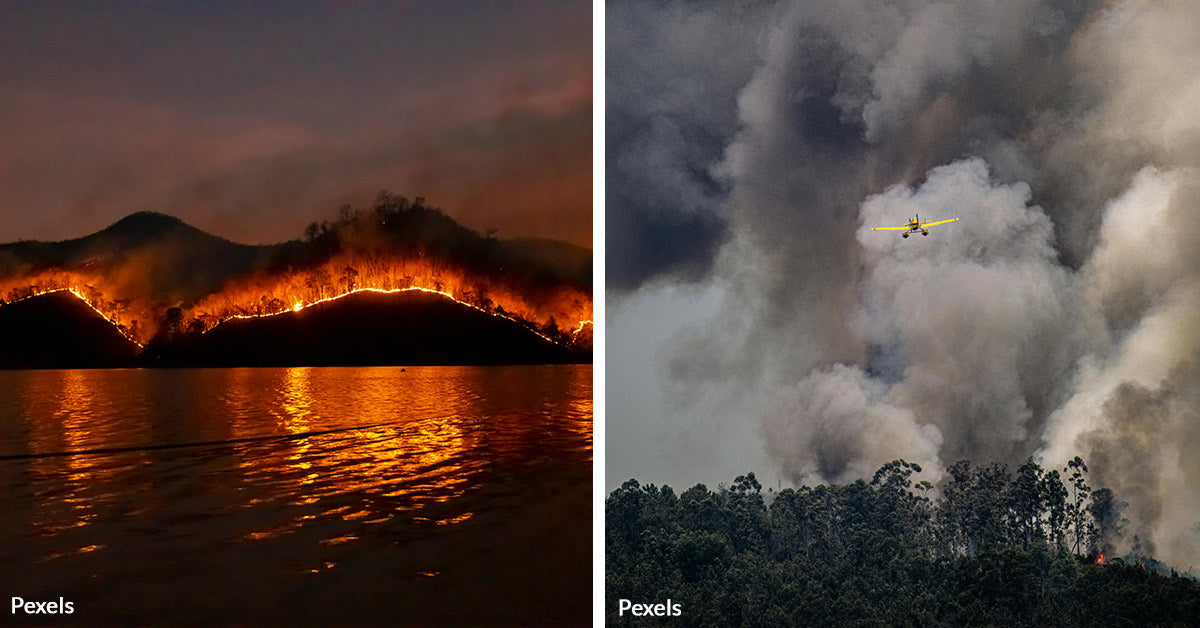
left=209, top=287, right=560, bottom=346
left=187, top=254, right=590, bottom=342
left=1, top=255, right=591, bottom=351
left=1, top=285, right=144, bottom=348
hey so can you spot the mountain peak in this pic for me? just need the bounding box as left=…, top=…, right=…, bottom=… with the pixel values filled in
left=102, top=211, right=188, bottom=238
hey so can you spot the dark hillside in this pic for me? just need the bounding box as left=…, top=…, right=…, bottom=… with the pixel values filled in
left=143, top=289, right=585, bottom=367
left=0, top=292, right=140, bottom=369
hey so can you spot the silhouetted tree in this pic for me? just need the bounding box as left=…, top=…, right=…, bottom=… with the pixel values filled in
left=304, top=221, right=321, bottom=242
left=341, top=266, right=359, bottom=293
left=162, top=307, right=184, bottom=338
left=1088, top=488, right=1128, bottom=556
left=1065, top=456, right=1092, bottom=554
left=607, top=458, right=1200, bottom=626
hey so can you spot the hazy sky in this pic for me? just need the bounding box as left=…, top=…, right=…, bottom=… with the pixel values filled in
left=0, top=1, right=591, bottom=246
left=608, top=0, right=1200, bottom=570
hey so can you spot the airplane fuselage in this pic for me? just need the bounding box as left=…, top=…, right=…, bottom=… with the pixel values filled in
left=901, top=216, right=929, bottom=238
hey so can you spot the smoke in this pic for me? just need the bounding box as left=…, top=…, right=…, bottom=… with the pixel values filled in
left=0, top=2, right=591, bottom=248
left=764, top=363, right=943, bottom=487
left=606, top=1, right=774, bottom=290
left=609, top=0, right=1200, bottom=567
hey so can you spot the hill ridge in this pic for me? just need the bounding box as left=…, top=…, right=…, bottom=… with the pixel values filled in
left=0, top=288, right=586, bottom=368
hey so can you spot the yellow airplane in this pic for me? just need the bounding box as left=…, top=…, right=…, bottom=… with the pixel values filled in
left=871, top=214, right=958, bottom=238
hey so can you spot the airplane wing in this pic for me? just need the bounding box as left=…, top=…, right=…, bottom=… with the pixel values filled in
left=870, top=226, right=910, bottom=231
left=919, top=218, right=959, bottom=227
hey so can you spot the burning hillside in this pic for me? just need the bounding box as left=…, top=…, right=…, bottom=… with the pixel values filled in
left=0, top=194, right=592, bottom=361
left=144, top=289, right=585, bottom=367
left=0, top=290, right=141, bottom=368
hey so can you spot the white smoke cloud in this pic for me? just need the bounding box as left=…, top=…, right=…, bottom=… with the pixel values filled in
left=764, top=363, right=942, bottom=487
left=861, top=0, right=1044, bottom=142
left=1039, top=166, right=1200, bottom=567
left=768, top=158, right=1094, bottom=486
left=1031, top=0, right=1200, bottom=565
left=609, top=0, right=1200, bottom=569
left=1079, top=167, right=1200, bottom=330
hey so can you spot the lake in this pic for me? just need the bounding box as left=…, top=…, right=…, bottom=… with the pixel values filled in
left=0, top=365, right=592, bottom=627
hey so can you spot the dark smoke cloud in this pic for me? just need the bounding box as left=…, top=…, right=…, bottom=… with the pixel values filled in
left=606, top=1, right=772, bottom=290
left=606, top=112, right=730, bottom=291
left=1080, top=382, right=1171, bottom=557
left=609, top=0, right=1200, bottom=568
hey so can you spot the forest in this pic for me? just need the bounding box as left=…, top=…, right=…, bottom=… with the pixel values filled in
left=606, top=458, right=1200, bottom=627
left=0, top=192, right=592, bottom=352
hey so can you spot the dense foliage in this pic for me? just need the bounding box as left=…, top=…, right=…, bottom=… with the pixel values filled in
left=296, top=191, right=591, bottom=290
left=607, top=459, right=1200, bottom=627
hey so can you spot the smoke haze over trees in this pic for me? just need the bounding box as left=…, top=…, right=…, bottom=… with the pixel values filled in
left=607, top=459, right=1200, bottom=626
left=607, top=0, right=1200, bottom=569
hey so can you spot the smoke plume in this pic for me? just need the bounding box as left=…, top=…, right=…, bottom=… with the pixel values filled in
left=609, top=0, right=1200, bottom=568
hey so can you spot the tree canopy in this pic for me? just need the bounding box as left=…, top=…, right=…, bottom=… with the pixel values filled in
left=607, top=459, right=1200, bottom=627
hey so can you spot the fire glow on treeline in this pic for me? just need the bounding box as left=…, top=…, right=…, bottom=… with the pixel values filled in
left=0, top=263, right=592, bottom=349
left=179, top=253, right=591, bottom=346
left=2, top=287, right=146, bottom=347
left=607, top=457, right=1200, bottom=626
left=0, top=196, right=592, bottom=349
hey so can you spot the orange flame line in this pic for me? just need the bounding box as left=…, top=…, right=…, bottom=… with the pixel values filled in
left=13, top=288, right=144, bottom=348
left=206, top=286, right=566, bottom=346
left=5, top=269, right=590, bottom=351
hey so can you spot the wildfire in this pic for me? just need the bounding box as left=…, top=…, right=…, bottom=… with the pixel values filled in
left=1, top=254, right=592, bottom=351
left=2, top=287, right=144, bottom=348
left=1096, top=553, right=1106, bottom=565
left=1, top=269, right=159, bottom=344
left=212, top=286, right=564, bottom=346
left=182, top=253, right=591, bottom=347
left=570, top=320, right=593, bottom=348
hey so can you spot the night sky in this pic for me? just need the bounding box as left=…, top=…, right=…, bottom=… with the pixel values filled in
left=0, top=1, right=591, bottom=247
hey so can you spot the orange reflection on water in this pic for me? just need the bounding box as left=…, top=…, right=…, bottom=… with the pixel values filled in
left=280, top=367, right=315, bottom=431
left=233, top=367, right=478, bottom=543
left=3, top=366, right=590, bottom=565
left=279, top=367, right=318, bottom=487
left=22, top=370, right=147, bottom=537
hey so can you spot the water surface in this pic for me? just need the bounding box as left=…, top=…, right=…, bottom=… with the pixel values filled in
left=0, top=365, right=592, bottom=626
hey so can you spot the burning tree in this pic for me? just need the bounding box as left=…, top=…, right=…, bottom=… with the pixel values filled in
left=607, top=458, right=1200, bottom=627
left=0, top=195, right=593, bottom=354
